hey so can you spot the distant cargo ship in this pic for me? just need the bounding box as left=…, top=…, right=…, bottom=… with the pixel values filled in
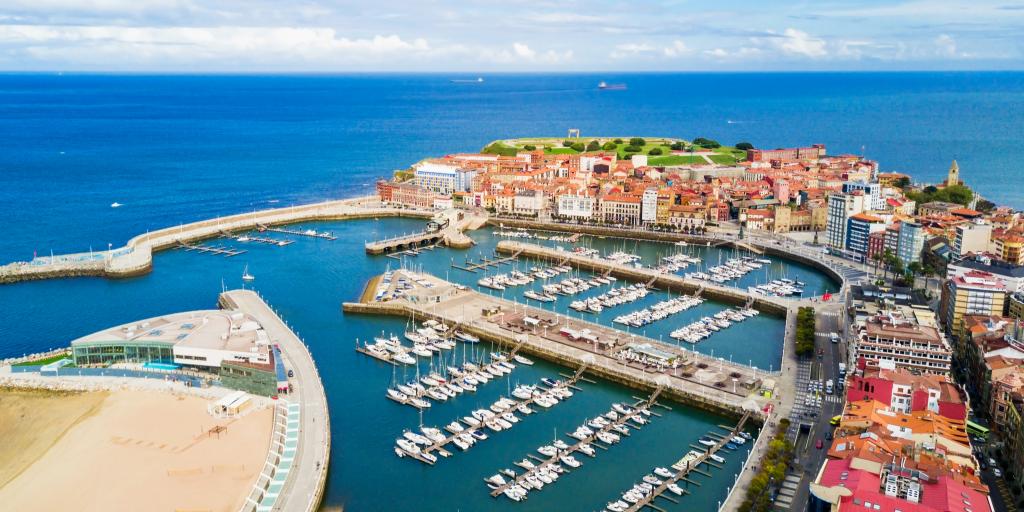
left=598, top=81, right=627, bottom=90
left=451, top=77, right=484, bottom=83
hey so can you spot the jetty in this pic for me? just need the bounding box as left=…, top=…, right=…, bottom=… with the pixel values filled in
left=452, top=249, right=523, bottom=272
left=397, top=365, right=588, bottom=465
left=495, top=240, right=793, bottom=313
left=488, top=386, right=664, bottom=499
left=364, top=209, right=483, bottom=254
left=261, top=225, right=338, bottom=240
left=217, top=290, right=330, bottom=512
left=0, top=195, right=442, bottom=284
left=178, top=242, right=246, bottom=257
left=343, top=269, right=775, bottom=418
left=622, top=411, right=753, bottom=511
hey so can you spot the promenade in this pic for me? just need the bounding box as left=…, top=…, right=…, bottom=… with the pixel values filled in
left=0, top=195, right=432, bottom=284
left=220, top=290, right=331, bottom=512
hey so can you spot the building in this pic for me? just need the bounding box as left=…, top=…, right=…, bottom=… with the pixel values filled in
left=847, top=360, right=967, bottom=419
left=945, top=159, right=961, bottom=187
left=668, top=205, right=706, bottom=232
left=855, top=312, right=952, bottom=375
left=641, top=187, right=658, bottom=225
left=867, top=231, right=886, bottom=261
left=413, top=162, right=459, bottom=194
left=896, top=221, right=927, bottom=265
left=389, top=182, right=438, bottom=209
left=947, top=253, right=1024, bottom=294
left=846, top=213, right=887, bottom=257
left=953, top=220, right=992, bottom=259
left=918, top=201, right=963, bottom=217
left=599, top=194, right=642, bottom=225
left=942, top=271, right=1008, bottom=342
left=512, top=189, right=545, bottom=217
left=993, top=233, right=1024, bottom=265
left=773, top=179, right=790, bottom=203
left=826, top=191, right=866, bottom=250
left=71, top=310, right=281, bottom=396
left=555, top=193, right=595, bottom=220
left=745, top=145, right=825, bottom=163
left=843, top=181, right=883, bottom=211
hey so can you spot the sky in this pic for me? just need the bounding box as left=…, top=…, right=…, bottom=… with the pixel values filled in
left=0, top=0, right=1021, bottom=72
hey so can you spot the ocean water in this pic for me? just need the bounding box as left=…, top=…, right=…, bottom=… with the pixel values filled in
left=0, top=72, right=1017, bottom=509
left=1, top=72, right=1023, bottom=262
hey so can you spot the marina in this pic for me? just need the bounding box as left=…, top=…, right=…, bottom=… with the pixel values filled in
left=260, top=225, right=338, bottom=240
left=395, top=365, right=589, bottom=465
left=177, top=241, right=246, bottom=257
left=486, top=388, right=666, bottom=501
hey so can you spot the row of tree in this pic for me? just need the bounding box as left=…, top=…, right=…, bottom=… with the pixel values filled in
left=795, top=306, right=816, bottom=357
left=739, top=418, right=795, bottom=512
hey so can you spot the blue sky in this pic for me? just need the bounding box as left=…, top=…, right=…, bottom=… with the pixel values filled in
left=0, top=0, right=1021, bottom=71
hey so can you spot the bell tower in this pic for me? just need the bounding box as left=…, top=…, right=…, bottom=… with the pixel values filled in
left=946, top=159, right=960, bottom=186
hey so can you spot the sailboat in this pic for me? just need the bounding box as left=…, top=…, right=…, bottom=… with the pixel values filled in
left=242, top=264, right=255, bottom=281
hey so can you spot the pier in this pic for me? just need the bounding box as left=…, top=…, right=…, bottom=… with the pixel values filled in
left=218, top=290, right=330, bottom=512
left=259, top=225, right=337, bottom=240
left=232, top=234, right=295, bottom=246
left=495, top=240, right=793, bottom=313
left=622, top=411, right=753, bottom=511
left=178, top=242, right=246, bottom=257
left=343, top=270, right=774, bottom=419
left=0, top=195, right=441, bottom=284
left=488, top=386, right=664, bottom=499
left=452, top=250, right=523, bottom=272
left=397, top=364, right=589, bottom=465
left=365, top=210, right=483, bottom=254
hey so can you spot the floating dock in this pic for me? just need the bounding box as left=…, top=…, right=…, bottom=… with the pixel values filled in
left=260, top=225, right=337, bottom=240
left=178, top=242, right=246, bottom=257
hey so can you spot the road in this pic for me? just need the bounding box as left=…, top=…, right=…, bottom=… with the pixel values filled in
left=781, top=306, right=847, bottom=512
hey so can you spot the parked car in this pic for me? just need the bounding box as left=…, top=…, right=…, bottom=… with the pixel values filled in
left=989, top=457, right=997, bottom=466
left=994, top=468, right=1003, bottom=478
left=287, top=369, right=294, bottom=378
left=816, top=439, right=824, bottom=449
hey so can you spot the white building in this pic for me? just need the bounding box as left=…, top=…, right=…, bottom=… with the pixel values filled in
left=641, top=188, right=658, bottom=224
left=631, top=154, right=648, bottom=168
left=953, top=220, right=993, bottom=259
left=513, top=190, right=546, bottom=216
left=413, top=162, right=476, bottom=195
left=826, top=191, right=866, bottom=249
left=843, top=181, right=883, bottom=211
left=556, top=194, right=595, bottom=220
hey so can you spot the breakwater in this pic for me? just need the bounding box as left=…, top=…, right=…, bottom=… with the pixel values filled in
left=0, top=195, right=433, bottom=284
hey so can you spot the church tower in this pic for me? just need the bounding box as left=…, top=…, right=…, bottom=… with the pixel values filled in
left=946, top=159, right=961, bottom=186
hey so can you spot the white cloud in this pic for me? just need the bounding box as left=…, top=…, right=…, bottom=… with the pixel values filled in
left=704, top=48, right=728, bottom=58
left=482, top=42, right=573, bottom=65
left=512, top=42, right=536, bottom=59
left=935, top=34, right=958, bottom=58
left=662, top=40, right=690, bottom=57
left=771, top=28, right=827, bottom=58
left=609, top=43, right=655, bottom=59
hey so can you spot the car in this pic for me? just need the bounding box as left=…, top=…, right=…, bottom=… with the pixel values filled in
left=989, top=457, right=997, bottom=466
left=816, top=439, right=824, bottom=449
left=287, top=369, right=294, bottom=378
left=826, top=430, right=834, bottom=441
left=830, top=415, right=841, bottom=426
left=994, top=468, right=1003, bottom=477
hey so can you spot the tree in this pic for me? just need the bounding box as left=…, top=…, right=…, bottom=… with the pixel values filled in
left=976, top=199, right=996, bottom=213
left=613, top=138, right=624, bottom=144
left=893, top=176, right=911, bottom=189
left=629, top=137, right=646, bottom=146
left=586, top=140, right=601, bottom=151
left=523, top=144, right=536, bottom=151
left=693, top=137, right=721, bottom=148
left=648, top=147, right=663, bottom=155
left=735, top=142, right=754, bottom=151
left=570, top=142, right=586, bottom=152
left=670, top=142, right=685, bottom=151
left=602, top=141, right=617, bottom=151
left=624, top=145, right=642, bottom=153
left=562, top=139, right=574, bottom=147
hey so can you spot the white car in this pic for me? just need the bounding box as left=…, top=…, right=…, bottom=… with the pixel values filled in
left=993, top=468, right=1003, bottom=477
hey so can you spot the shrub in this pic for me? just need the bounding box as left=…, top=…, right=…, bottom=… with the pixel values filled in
left=586, top=140, right=601, bottom=151
left=735, top=142, right=754, bottom=150
left=624, top=145, right=642, bottom=153
left=693, top=137, right=721, bottom=148
left=670, top=142, right=684, bottom=150
left=629, top=137, right=646, bottom=146
left=602, top=141, right=617, bottom=151
left=648, top=147, right=663, bottom=155
left=795, top=306, right=816, bottom=357
left=570, top=142, right=586, bottom=152
left=613, top=138, right=624, bottom=144
left=562, top=139, right=574, bottom=147
left=523, top=144, right=536, bottom=151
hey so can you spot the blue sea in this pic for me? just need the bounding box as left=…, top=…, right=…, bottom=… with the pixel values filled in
left=0, top=72, right=1020, bottom=510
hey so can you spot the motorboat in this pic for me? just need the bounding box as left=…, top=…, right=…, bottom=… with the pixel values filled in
left=667, top=483, right=684, bottom=496
left=454, top=330, right=480, bottom=343
left=654, top=467, right=673, bottom=478
left=386, top=388, right=408, bottom=401
left=643, top=474, right=663, bottom=486
left=537, top=445, right=557, bottom=457
left=560, top=454, right=581, bottom=468
left=709, top=453, right=725, bottom=464
left=698, top=438, right=716, bottom=447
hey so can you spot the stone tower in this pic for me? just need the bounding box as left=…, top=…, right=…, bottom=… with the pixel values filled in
left=946, top=159, right=961, bottom=186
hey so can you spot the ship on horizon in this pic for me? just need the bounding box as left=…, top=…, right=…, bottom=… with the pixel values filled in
left=598, top=81, right=627, bottom=90
left=451, top=77, right=484, bottom=83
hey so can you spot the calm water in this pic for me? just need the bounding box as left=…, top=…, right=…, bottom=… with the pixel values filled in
left=0, top=72, right=1014, bottom=509
left=0, top=217, right=822, bottom=510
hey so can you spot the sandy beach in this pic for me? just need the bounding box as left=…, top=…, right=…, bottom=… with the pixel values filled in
left=0, top=388, right=272, bottom=512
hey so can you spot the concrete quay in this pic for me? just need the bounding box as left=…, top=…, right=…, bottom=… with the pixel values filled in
left=343, top=270, right=774, bottom=420
left=219, top=290, right=330, bottom=512
left=364, top=209, right=485, bottom=254
left=0, top=195, right=433, bottom=284
left=495, top=240, right=795, bottom=314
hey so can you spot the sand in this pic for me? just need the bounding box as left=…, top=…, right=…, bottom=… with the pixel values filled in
left=0, top=389, right=272, bottom=512
left=0, top=388, right=109, bottom=488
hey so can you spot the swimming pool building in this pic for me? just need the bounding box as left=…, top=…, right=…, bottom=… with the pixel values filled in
left=70, top=310, right=282, bottom=395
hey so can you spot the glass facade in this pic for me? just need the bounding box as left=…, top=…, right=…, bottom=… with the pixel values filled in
left=72, top=342, right=174, bottom=366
